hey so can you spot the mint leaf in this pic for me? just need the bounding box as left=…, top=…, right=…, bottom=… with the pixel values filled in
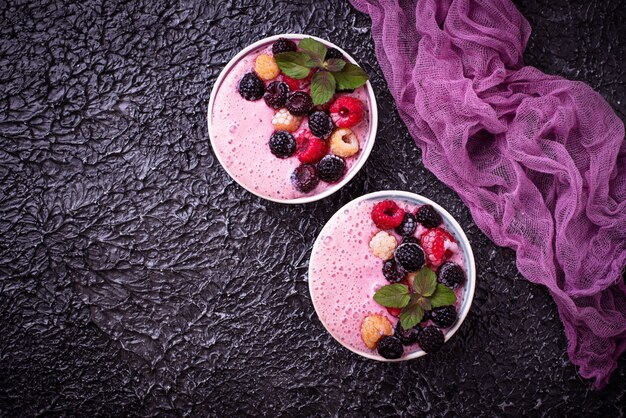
left=429, top=284, right=457, bottom=308
left=311, top=71, right=336, bottom=105
left=275, top=52, right=314, bottom=79
left=324, top=58, right=346, bottom=72
left=333, top=63, right=369, bottom=90
left=299, top=37, right=327, bottom=66
left=400, top=302, right=424, bottom=330
left=373, top=284, right=410, bottom=308
left=413, top=268, right=437, bottom=297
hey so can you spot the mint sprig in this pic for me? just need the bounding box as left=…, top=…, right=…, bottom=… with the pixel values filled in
left=274, top=37, right=369, bottom=105
left=373, top=267, right=457, bottom=330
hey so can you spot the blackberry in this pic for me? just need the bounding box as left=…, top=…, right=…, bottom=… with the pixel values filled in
left=402, top=236, right=419, bottom=245
left=395, top=213, right=417, bottom=236
left=430, top=305, right=457, bottom=328
left=309, top=111, right=334, bottom=139
left=286, top=91, right=313, bottom=116
left=272, top=38, right=297, bottom=55
left=268, top=131, right=296, bottom=158
left=395, top=321, right=420, bottom=346
left=325, top=47, right=344, bottom=60
left=382, top=259, right=405, bottom=283
left=415, top=204, right=443, bottom=228
left=377, top=336, right=403, bottom=359
left=264, top=81, right=289, bottom=109
left=394, top=243, right=425, bottom=272
left=437, top=262, right=465, bottom=289
left=316, top=155, right=345, bottom=183
left=238, top=72, right=264, bottom=101
left=291, top=164, right=319, bottom=193
left=417, top=326, right=444, bottom=353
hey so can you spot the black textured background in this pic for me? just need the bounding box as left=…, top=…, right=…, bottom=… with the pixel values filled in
left=1, top=0, right=625, bottom=416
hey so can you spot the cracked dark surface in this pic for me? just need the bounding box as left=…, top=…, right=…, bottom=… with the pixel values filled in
left=0, top=0, right=624, bottom=416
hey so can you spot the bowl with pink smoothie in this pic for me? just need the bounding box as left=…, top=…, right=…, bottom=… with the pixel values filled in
left=308, top=190, right=476, bottom=361
left=207, top=34, right=378, bottom=204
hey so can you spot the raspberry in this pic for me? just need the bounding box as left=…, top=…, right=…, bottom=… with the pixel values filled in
left=268, top=131, right=296, bottom=158
left=437, top=262, right=465, bottom=289
left=282, top=76, right=301, bottom=92
left=286, top=91, right=313, bottom=116
left=325, top=47, right=344, bottom=60
left=296, top=130, right=327, bottom=164
left=272, top=38, right=297, bottom=55
left=395, top=321, right=421, bottom=345
left=254, top=54, right=280, bottom=80
left=386, top=307, right=402, bottom=317
left=382, top=259, right=405, bottom=283
left=291, top=164, right=319, bottom=193
left=415, top=205, right=443, bottom=228
left=395, top=213, right=417, bottom=237
left=272, top=108, right=302, bottom=132
left=238, top=72, right=264, bottom=101
left=371, top=200, right=405, bottom=230
left=394, top=242, right=426, bottom=272
left=329, top=128, right=359, bottom=158
left=263, top=81, right=289, bottom=109
left=377, top=335, right=403, bottom=359
left=430, top=305, right=457, bottom=328
left=316, top=155, right=345, bottom=183
left=330, top=96, right=364, bottom=128
left=369, top=231, right=398, bottom=260
left=417, top=325, right=445, bottom=353
left=308, top=111, right=334, bottom=139
left=360, top=314, right=393, bottom=349
left=420, top=228, right=455, bottom=268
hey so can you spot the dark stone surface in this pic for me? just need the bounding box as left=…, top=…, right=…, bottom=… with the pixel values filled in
left=0, top=0, right=624, bottom=416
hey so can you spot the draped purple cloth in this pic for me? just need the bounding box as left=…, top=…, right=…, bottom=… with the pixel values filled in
left=350, top=0, right=626, bottom=388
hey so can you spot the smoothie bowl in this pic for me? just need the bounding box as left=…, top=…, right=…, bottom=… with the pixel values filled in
left=308, top=191, right=476, bottom=361
left=207, top=34, right=378, bottom=204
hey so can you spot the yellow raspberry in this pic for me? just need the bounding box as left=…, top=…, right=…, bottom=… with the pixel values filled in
left=361, top=314, right=393, bottom=349
left=272, top=108, right=302, bottom=132
left=369, top=231, right=397, bottom=260
left=329, top=128, right=359, bottom=158
left=255, top=54, right=280, bottom=80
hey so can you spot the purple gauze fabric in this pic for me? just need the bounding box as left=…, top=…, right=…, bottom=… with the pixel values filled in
left=349, top=0, right=626, bottom=388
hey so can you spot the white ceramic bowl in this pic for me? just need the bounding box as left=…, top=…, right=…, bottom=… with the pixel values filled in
left=308, top=190, right=476, bottom=361
left=207, top=34, right=378, bottom=204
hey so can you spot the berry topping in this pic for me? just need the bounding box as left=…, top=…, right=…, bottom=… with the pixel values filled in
left=268, top=131, right=296, bottom=158
left=330, top=96, right=364, bottom=128
left=394, top=242, right=426, bottom=272
left=402, top=236, right=420, bottom=245
left=420, top=227, right=455, bottom=268
left=377, top=335, right=404, bottom=359
left=329, top=128, right=359, bottom=158
left=369, top=231, right=398, bottom=260
left=286, top=91, right=313, bottom=116
left=371, top=200, right=405, bottom=230
left=238, top=72, right=264, bottom=101
left=282, top=76, right=301, bottom=92
left=395, top=321, right=421, bottom=346
left=317, top=155, right=345, bottom=183
left=296, top=130, right=327, bottom=164
left=437, top=262, right=465, bottom=289
left=291, top=164, right=319, bottom=193
left=272, top=108, right=302, bottom=132
left=417, top=326, right=445, bottom=353
left=325, top=47, right=344, bottom=60
left=263, top=81, right=289, bottom=109
left=360, top=314, right=393, bottom=349
left=395, top=213, right=417, bottom=237
left=272, top=37, right=297, bottom=55
left=254, top=54, right=280, bottom=80
left=382, top=259, right=406, bottom=283
left=430, top=305, right=457, bottom=328
left=386, top=307, right=402, bottom=317
left=308, top=111, right=334, bottom=139
left=415, top=204, right=443, bottom=228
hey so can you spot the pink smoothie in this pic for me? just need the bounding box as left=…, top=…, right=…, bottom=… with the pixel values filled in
left=309, top=197, right=467, bottom=358
left=209, top=40, right=372, bottom=201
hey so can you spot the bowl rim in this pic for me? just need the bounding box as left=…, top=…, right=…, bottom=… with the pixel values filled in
left=206, top=33, right=378, bottom=204
left=307, top=190, right=476, bottom=361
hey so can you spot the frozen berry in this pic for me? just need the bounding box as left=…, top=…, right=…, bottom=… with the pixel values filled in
left=386, top=307, right=402, bottom=317
left=325, top=47, right=344, bottom=60
left=382, top=259, right=405, bottom=283
left=402, top=236, right=419, bottom=245
left=317, top=155, right=345, bottom=183
left=395, top=321, right=421, bottom=345
left=421, top=227, right=455, bottom=268
left=330, top=96, right=364, bottom=128
left=255, top=54, right=280, bottom=80
left=308, top=111, right=334, bottom=139
left=272, top=108, right=302, bottom=132
left=395, top=213, right=417, bottom=237
left=282, top=76, right=301, bottom=92
left=415, top=205, right=442, bottom=228
left=296, top=130, right=327, bottom=164
left=291, top=164, right=319, bottom=193
left=417, top=326, right=445, bottom=353
left=268, top=131, right=296, bottom=158
left=238, top=72, right=264, bottom=101
left=430, top=305, right=457, bottom=328
left=437, top=262, right=465, bottom=289
left=286, top=91, right=313, bottom=116
left=264, top=81, right=289, bottom=109
left=329, top=128, right=359, bottom=158
left=369, top=231, right=398, bottom=260
left=371, top=200, right=405, bottom=230
left=272, top=38, right=297, bottom=55
left=394, top=242, right=426, bottom=272
left=360, top=314, right=393, bottom=349
left=377, top=335, right=403, bottom=359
